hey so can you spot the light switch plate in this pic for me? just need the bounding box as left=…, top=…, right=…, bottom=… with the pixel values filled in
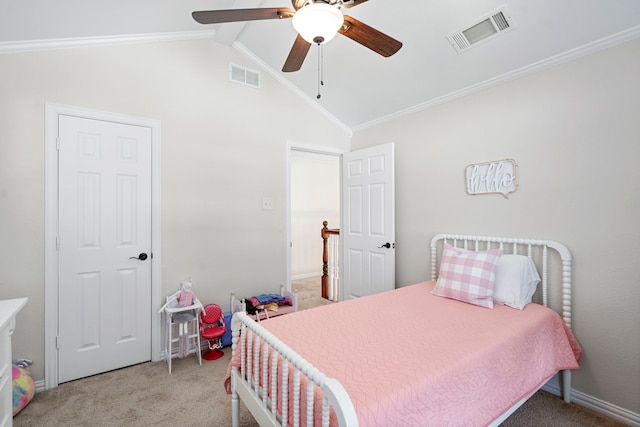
left=262, top=197, right=274, bottom=210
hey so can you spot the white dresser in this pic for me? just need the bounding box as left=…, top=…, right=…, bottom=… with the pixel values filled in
left=0, top=298, right=27, bottom=427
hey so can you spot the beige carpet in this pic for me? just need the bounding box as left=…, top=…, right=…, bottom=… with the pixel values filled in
left=292, top=277, right=334, bottom=311
left=14, top=278, right=628, bottom=426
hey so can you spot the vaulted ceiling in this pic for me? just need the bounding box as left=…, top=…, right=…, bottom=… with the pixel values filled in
left=2, top=0, right=639, bottom=130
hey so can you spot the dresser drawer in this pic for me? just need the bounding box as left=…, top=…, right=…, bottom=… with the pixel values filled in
left=0, top=298, right=28, bottom=427
left=0, top=325, right=9, bottom=377
left=0, top=325, right=10, bottom=427
left=0, top=367, right=10, bottom=427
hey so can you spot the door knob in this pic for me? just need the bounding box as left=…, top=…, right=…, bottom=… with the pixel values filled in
left=129, top=253, right=148, bottom=261
left=378, top=242, right=392, bottom=249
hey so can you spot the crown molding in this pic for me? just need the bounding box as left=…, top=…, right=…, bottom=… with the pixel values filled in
left=352, top=24, right=640, bottom=133
left=0, top=30, right=217, bottom=55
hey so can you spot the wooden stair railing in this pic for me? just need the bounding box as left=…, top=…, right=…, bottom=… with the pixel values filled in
left=321, top=221, right=340, bottom=300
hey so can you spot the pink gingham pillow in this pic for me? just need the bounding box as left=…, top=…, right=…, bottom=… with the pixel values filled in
left=432, top=243, right=503, bottom=309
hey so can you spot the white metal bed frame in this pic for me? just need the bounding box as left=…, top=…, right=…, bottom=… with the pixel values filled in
left=230, top=233, right=574, bottom=427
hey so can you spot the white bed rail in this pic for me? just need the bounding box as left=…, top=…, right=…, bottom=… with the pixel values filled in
left=230, top=311, right=358, bottom=427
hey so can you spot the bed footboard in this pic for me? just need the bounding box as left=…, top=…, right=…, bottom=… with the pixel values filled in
left=230, top=311, right=358, bottom=427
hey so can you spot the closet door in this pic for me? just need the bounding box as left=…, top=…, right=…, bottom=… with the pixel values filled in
left=57, top=115, right=152, bottom=383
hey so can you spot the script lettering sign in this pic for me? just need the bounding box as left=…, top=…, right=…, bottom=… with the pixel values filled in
left=465, top=159, right=518, bottom=198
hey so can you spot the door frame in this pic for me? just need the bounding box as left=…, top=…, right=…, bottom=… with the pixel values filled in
left=44, top=103, right=162, bottom=389
left=285, top=142, right=345, bottom=293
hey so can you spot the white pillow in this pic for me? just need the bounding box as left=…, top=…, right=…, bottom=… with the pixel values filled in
left=493, top=255, right=541, bottom=310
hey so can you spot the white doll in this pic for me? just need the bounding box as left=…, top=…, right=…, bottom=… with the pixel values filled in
left=158, top=279, right=203, bottom=313
left=177, top=279, right=196, bottom=307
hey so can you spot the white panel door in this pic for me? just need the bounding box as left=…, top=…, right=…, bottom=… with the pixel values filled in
left=342, top=143, right=395, bottom=299
left=58, top=115, right=152, bottom=383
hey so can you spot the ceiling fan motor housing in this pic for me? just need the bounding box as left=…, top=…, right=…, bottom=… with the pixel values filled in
left=292, top=2, right=344, bottom=45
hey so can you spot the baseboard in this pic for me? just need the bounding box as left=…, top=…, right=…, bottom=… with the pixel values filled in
left=543, top=380, right=640, bottom=426
left=572, top=389, right=640, bottom=426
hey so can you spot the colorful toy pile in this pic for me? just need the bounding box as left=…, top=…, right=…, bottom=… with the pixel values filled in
left=12, top=361, right=35, bottom=416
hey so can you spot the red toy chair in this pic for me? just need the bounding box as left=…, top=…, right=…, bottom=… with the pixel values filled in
left=200, top=304, right=226, bottom=361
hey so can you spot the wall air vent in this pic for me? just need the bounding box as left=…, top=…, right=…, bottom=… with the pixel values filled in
left=447, top=6, right=515, bottom=54
left=229, top=64, right=261, bottom=89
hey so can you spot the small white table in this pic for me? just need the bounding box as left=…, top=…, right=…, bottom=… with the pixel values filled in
left=161, top=302, right=203, bottom=374
left=0, top=298, right=28, bottom=427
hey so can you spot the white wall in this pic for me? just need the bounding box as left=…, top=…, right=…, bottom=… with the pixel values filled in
left=0, top=38, right=350, bottom=381
left=351, top=39, right=640, bottom=416
left=290, top=150, right=340, bottom=279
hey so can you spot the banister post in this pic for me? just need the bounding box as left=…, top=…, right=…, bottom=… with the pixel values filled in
left=321, top=221, right=330, bottom=299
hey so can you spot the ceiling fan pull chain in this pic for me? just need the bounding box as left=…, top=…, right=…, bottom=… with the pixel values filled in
left=316, top=43, right=323, bottom=99
left=321, top=43, right=325, bottom=88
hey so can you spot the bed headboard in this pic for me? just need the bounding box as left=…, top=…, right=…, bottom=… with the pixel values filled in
left=430, top=233, right=573, bottom=328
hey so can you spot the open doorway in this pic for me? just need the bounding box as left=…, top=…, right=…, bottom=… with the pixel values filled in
left=288, top=148, right=341, bottom=305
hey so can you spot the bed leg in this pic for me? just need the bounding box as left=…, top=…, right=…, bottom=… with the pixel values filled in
left=562, top=370, right=572, bottom=403
left=232, top=391, right=240, bottom=427
left=232, top=372, right=240, bottom=427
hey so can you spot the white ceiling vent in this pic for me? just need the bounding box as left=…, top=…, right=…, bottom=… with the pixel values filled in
left=229, top=64, right=261, bottom=89
left=447, top=6, right=515, bottom=53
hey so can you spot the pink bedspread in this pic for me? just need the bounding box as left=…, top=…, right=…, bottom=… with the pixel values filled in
left=230, top=281, right=581, bottom=426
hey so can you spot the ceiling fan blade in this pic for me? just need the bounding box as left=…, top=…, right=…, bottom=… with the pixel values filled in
left=192, top=8, right=295, bottom=25
left=338, top=15, right=402, bottom=57
left=282, top=35, right=312, bottom=72
left=341, top=0, right=370, bottom=9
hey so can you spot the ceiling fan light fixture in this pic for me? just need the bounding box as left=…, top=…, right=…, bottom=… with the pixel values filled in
left=292, top=3, right=344, bottom=45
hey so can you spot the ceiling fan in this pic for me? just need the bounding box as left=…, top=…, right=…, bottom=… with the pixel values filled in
left=192, top=0, right=402, bottom=72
